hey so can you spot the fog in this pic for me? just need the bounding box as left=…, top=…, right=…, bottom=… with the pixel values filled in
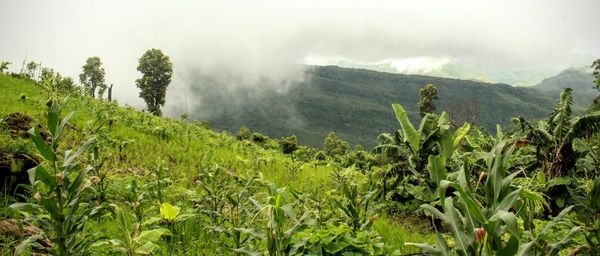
left=1, top=0, right=599, bottom=116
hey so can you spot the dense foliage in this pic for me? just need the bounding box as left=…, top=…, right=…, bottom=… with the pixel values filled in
left=135, top=49, right=173, bottom=116
left=417, top=83, right=438, bottom=117
left=79, top=57, right=106, bottom=98
left=190, top=65, right=593, bottom=148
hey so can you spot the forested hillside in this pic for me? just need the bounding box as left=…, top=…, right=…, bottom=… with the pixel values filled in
left=196, top=65, right=593, bottom=147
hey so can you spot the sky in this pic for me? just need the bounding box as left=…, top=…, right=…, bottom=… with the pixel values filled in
left=1, top=0, right=599, bottom=112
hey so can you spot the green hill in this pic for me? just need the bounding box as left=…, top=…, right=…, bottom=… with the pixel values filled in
left=0, top=74, right=433, bottom=254
left=190, top=65, right=592, bottom=148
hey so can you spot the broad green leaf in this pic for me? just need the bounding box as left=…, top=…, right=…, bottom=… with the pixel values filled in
left=496, top=188, right=521, bottom=212
left=47, top=106, right=59, bottom=137
left=496, top=124, right=504, bottom=140
left=34, top=165, right=57, bottom=188
left=135, top=242, right=161, bottom=255
left=42, top=197, right=61, bottom=221
left=443, top=197, right=472, bottom=255
left=490, top=210, right=518, bottom=236
left=160, top=202, right=180, bottom=221
left=9, top=203, right=44, bottom=214
left=453, top=123, right=470, bottom=148
left=404, top=242, right=443, bottom=255
left=515, top=241, right=536, bottom=256
left=392, top=104, right=420, bottom=153
left=53, top=111, right=75, bottom=147
left=69, top=167, right=91, bottom=194
left=546, top=177, right=572, bottom=188
left=427, top=155, right=447, bottom=188
left=134, top=228, right=171, bottom=245
left=547, top=227, right=582, bottom=255
left=452, top=185, right=485, bottom=224
left=64, top=137, right=95, bottom=167
left=435, top=232, right=452, bottom=256
left=14, top=234, right=44, bottom=255
left=420, top=204, right=447, bottom=223
left=28, top=127, right=56, bottom=163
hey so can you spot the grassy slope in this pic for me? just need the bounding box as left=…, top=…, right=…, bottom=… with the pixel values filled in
left=0, top=74, right=433, bottom=254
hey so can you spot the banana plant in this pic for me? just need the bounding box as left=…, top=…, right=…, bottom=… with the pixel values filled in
left=515, top=88, right=600, bottom=178
left=373, top=103, right=470, bottom=202
left=407, top=141, right=578, bottom=255
left=10, top=99, right=103, bottom=256
left=407, top=141, right=528, bottom=255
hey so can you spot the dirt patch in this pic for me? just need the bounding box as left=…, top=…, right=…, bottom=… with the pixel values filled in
left=2, top=112, right=50, bottom=141
left=0, top=219, right=51, bottom=254
left=0, top=148, right=36, bottom=197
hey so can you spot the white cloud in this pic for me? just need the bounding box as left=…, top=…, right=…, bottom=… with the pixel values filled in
left=0, top=0, right=598, bottom=110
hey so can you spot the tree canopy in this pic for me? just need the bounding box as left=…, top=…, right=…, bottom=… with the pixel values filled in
left=417, top=83, right=438, bottom=117
left=135, top=48, right=173, bottom=116
left=79, top=57, right=106, bottom=98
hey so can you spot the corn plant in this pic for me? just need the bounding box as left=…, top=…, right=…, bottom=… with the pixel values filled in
left=149, top=160, right=170, bottom=204
left=331, top=183, right=379, bottom=233
left=407, top=140, right=578, bottom=255
left=95, top=206, right=170, bottom=255
left=90, top=143, right=108, bottom=202
left=10, top=100, right=101, bottom=256
left=407, top=141, right=519, bottom=255
left=213, top=176, right=259, bottom=252
left=231, top=184, right=310, bottom=255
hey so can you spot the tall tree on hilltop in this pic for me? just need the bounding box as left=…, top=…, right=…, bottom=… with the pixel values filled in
left=0, top=61, right=11, bottom=74
left=417, top=83, right=438, bottom=117
left=136, top=48, right=173, bottom=116
left=587, top=59, right=600, bottom=113
left=592, top=59, right=600, bottom=90
left=79, top=57, right=106, bottom=98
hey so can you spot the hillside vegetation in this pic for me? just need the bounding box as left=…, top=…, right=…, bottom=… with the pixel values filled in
left=194, top=65, right=592, bottom=148
left=0, top=74, right=433, bottom=255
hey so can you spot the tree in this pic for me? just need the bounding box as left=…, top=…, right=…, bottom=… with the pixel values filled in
left=79, top=56, right=106, bottom=98
left=23, top=61, right=40, bottom=80
left=281, top=135, right=298, bottom=154
left=516, top=88, right=600, bottom=178
left=417, top=83, right=438, bottom=117
left=589, top=59, right=600, bottom=113
left=0, top=61, right=10, bottom=73
left=324, top=132, right=349, bottom=157
left=136, top=48, right=173, bottom=116
left=592, top=59, right=600, bottom=91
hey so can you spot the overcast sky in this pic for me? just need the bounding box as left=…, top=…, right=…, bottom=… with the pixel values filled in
left=1, top=0, right=599, bottom=109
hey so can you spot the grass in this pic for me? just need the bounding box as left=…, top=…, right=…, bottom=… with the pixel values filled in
left=0, top=74, right=432, bottom=254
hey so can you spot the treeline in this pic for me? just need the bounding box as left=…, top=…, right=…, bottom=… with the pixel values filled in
left=1, top=48, right=173, bottom=116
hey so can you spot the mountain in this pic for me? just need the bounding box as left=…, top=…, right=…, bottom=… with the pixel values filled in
left=187, top=65, right=591, bottom=148
left=533, top=67, right=595, bottom=92
left=532, top=67, right=597, bottom=109
left=323, top=60, right=556, bottom=86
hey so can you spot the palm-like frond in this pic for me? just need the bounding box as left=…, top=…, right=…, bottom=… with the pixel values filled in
left=419, top=113, right=439, bottom=143
left=564, top=112, right=600, bottom=142
left=548, top=88, right=573, bottom=141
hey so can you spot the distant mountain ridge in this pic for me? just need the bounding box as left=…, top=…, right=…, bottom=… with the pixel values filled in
left=188, top=65, right=594, bottom=148
left=326, top=60, right=557, bottom=86
left=533, top=67, right=595, bottom=92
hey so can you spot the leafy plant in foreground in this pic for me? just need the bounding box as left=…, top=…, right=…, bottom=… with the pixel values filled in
left=10, top=100, right=101, bottom=255
left=407, top=141, right=578, bottom=255
left=96, top=206, right=171, bottom=255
